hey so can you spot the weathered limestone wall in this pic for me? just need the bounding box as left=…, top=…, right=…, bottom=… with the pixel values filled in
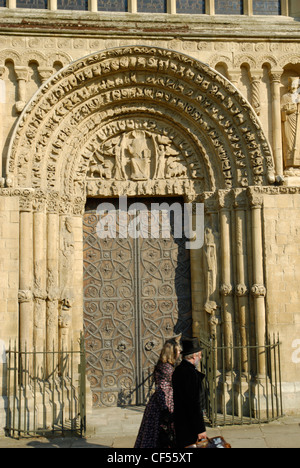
left=0, top=195, right=19, bottom=345
left=0, top=10, right=299, bottom=416
left=0, top=195, right=19, bottom=433
left=263, top=191, right=300, bottom=413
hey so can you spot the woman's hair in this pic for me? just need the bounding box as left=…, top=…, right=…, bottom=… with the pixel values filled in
left=158, top=339, right=181, bottom=366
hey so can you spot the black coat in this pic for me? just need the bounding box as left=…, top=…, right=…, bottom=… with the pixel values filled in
left=172, top=359, right=206, bottom=448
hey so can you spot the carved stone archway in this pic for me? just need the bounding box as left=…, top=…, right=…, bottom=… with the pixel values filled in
left=6, top=46, right=275, bottom=387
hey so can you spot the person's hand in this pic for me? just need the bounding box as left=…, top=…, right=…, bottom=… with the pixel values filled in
left=197, top=432, right=207, bottom=441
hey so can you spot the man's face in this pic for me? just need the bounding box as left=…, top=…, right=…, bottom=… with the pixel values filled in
left=194, top=351, right=202, bottom=367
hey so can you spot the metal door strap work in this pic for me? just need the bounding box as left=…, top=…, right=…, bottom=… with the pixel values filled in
left=83, top=197, right=192, bottom=407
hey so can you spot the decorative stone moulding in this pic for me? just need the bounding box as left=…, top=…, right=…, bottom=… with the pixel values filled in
left=6, top=46, right=275, bottom=210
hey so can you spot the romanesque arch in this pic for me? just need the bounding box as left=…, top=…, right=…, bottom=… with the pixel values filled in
left=5, top=46, right=275, bottom=404
left=7, top=46, right=274, bottom=199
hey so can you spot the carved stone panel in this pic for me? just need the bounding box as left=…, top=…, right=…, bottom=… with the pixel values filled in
left=83, top=197, right=192, bottom=407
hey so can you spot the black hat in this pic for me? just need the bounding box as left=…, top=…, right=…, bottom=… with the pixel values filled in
left=181, top=338, right=203, bottom=356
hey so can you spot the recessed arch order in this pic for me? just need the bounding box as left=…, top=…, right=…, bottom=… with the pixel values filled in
left=6, top=45, right=275, bottom=207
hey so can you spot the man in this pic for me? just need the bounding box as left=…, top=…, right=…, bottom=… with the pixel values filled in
left=172, top=338, right=206, bottom=448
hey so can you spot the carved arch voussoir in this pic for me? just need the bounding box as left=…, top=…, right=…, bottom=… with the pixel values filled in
left=6, top=46, right=275, bottom=206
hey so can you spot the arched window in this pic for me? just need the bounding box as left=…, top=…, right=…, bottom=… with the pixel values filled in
left=215, top=0, right=243, bottom=15
left=253, top=0, right=281, bottom=15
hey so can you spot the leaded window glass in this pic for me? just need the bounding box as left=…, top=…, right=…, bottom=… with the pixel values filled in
left=177, top=0, right=205, bottom=14
left=253, top=0, right=281, bottom=15
left=215, top=0, right=244, bottom=15
left=16, top=0, right=47, bottom=8
left=57, top=0, right=89, bottom=11
left=138, top=0, right=167, bottom=13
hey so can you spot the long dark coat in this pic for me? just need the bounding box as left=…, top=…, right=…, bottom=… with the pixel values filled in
left=134, top=362, right=175, bottom=448
left=172, top=358, right=206, bottom=448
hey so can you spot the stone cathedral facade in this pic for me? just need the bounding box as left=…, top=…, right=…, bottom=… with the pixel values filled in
left=0, top=0, right=300, bottom=430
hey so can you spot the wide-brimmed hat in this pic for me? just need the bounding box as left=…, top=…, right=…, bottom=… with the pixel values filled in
left=181, top=337, right=203, bottom=356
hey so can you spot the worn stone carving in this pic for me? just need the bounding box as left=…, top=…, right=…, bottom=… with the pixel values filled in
left=87, top=129, right=183, bottom=182
left=6, top=46, right=274, bottom=206
left=203, top=227, right=217, bottom=311
left=281, top=77, right=300, bottom=168
left=18, top=289, right=33, bottom=303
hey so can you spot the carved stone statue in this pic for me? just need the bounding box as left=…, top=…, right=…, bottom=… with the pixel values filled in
left=127, top=130, right=151, bottom=180
left=203, top=227, right=217, bottom=308
left=281, top=77, right=300, bottom=168
left=87, top=125, right=189, bottom=185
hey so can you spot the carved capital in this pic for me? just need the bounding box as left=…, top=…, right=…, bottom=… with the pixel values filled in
left=247, top=186, right=263, bottom=207
left=33, top=287, right=47, bottom=301
left=233, top=188, right=248, bottom=209
left=58, top=311, right=71, bottom=329
left=204, top=300, right=217, bottom=315
left=235, top=283, right=248, bottom=297
left=14, top=66, right=30, bottom=82
left=220, top=283, right=233, bottom=297
left=37, top=67, right=54, bottom=83
left=18, top=289, right=33, bottom=303
left=218, top=189, right=232, bottom=210
left=268, top=70, right=283, bottom=84
left=251, top=284, right=266, bottom=298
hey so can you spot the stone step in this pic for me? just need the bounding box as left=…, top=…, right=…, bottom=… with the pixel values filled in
left=86, top=407, right=144, bottom=436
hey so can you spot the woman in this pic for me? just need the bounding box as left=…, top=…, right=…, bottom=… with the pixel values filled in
left=134, top=338, right=181, bottom=448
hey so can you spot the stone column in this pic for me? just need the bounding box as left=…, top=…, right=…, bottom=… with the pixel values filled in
left=0, top=66, right=5, bottom=182
left=248, top=188, right=266, bottom=376
left=48, top=0, right=57, bottom=11
left=244, top=0, right=253, bottom=15
left=89, top=0, right=97, bottom=12
left=33, top=201, right=47, bottom=372
left=59, top=215, right=75, bottom=352
left=281, top=0, right=289, bottom=16
left=250, top=70, right=263, bottom=116
left=128, top=0, right=137, bottom=13
left=14, top=66, right=29, bottom=114
left=206, top=0, right=215, bottom=15
left=71, top=214, right=84, bottom=350
left=269, top=69, right=284, bottom=177
left=228, top=70, right=240, bottom=90
left=167, top=0, right=176, bottom=14
left=46, top=210, right=59, bottom=372
left=37, top=67, right=54, bottom=84
left=19, top=195, right=34, bottom=353
left=218, top=190, right=234, bottom=370
left=234, top=190, right=249, bottom=372
left=7, top=0, right=16, bottom=8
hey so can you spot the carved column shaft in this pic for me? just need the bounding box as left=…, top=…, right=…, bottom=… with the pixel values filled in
left=33, top=210, right=47, bottom=359
left=59, top=215, right=75, bottom=352
left=71, top=215, right=84, bottom=352
left=219, top=193, right=234, bottom=370
left=46, top=212, right=59, bottom=371
left=235, top=203, right=249, bottom=372
left=250, top=192, right=266, bottom=376
left=0, top=66, right=5, bottom=181
left=269, top=70, right=283, bottom=177
left=14, top=66, right=29, bottom=114
left=250, top=70, right=263, bottom=116
left=19, top=209, right=33, bottom=352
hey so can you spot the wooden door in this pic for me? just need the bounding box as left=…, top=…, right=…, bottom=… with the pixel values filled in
left=83, top=198, right=192, bottom=407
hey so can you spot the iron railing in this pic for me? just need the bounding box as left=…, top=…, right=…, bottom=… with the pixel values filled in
left=200, top=334, right=283, bottom=427
left=5, top=335, right=86, bottom=439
